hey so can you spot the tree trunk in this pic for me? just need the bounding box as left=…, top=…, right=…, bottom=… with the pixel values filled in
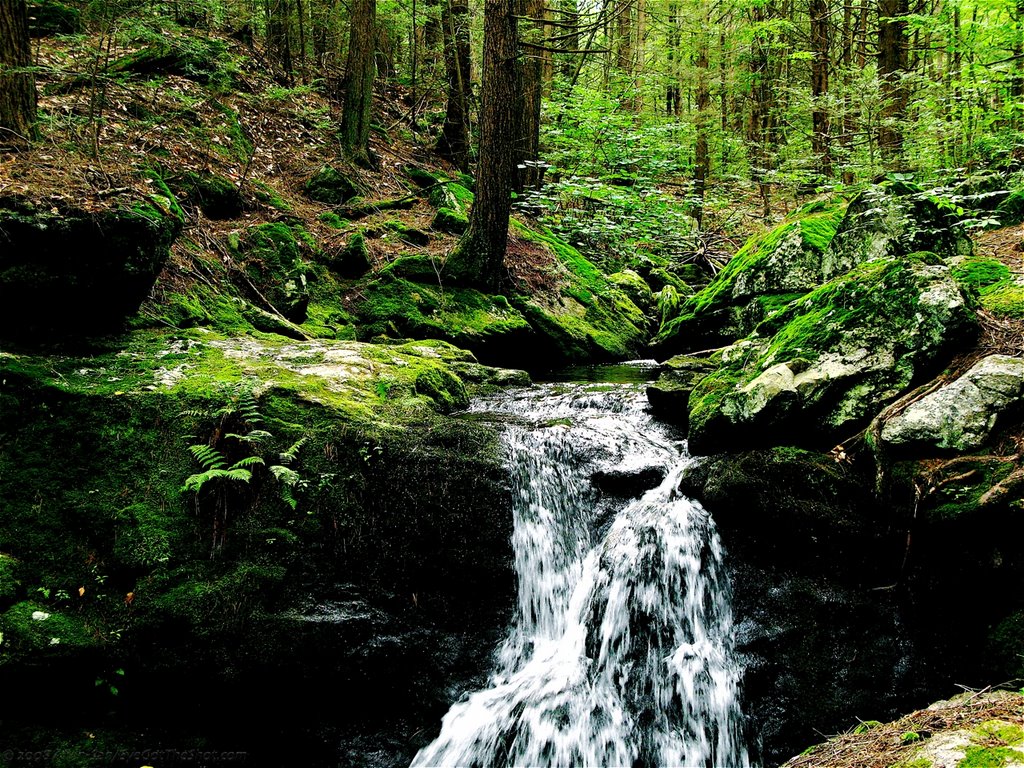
left=447, top=0, right=519, bottom=292
left=810, top=0, right=832, bottom=177
left=436, top=0, right=472, bottom=170
left=0, top=0, right=36, bottom=146
left=516, top=0, right=544, bottom=191
left=841, top=0, right=854, bottom=183
left=693, top=3, right=711, bottom=228
left=558, top=0, right=579, bottom=77
left=747, top=4, right=774, bottom=217
left=340, top=0, right=377, bottom=166
left=615, top=0, right=634, bottom=110
left=878, top=0, right=908, bottom=163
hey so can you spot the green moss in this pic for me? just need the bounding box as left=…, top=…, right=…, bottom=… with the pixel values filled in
left=251, top=181, right=292, bottom=212
left=175, top=171, right=242, bottom=219
left=852, top=720, right=883, bottom=734
left=233, top=222, right=314, bottom=322
left=980, top=279, right=1024, bottom=319
left=952, top=256, right=1011, bottom=291
left=957, top=745, right=1020, bottom=768
left=975, top=720, right=1024, bottom=746
left=432, top=206, right=469, bottom=234
left=413, top=367, right=469, bottom=413
left=757, top=258, right=912, bottom=367
left=353, top=275, right=531, bottom=349
left=384, top=220, right=431, bottom=246
left=995, top=189, right=1024, bottom=226
left=682, top=203, right=845, bottom=320
left=317, top=211, right=350, bottom=229
left=686, top=367, right=743, bottom=439
left=304, top=165, right=361, bottom=205
left=1, top=601, right=100, bottom=653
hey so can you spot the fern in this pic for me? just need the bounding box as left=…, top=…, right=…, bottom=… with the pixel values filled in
left=188, top=444, right=228, bottom=470
left=225, top=429, right=274, bottom=444
left=231, top=455, right=266, bottom=469
left=237, top=390, right=263, bottom=427
left=278, top=436, right=307, bottom=465
left=181, top=466, right=253, bottom=494
left=270, top=465, right=301, bottom=486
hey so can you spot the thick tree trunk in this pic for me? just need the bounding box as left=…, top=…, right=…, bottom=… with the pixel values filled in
left=447, top=0, right=519, bottom=292
left=841, top=0, right=854, bottom=183
left=0, top=0, right=36, bottom=146
left=747, top=4, right=774, bottom=217
left=436, top=0, right=472, bottom=170
left=615, top=0, right=634, bottom=111
left=340, top=0, right=377, bottom=167
left=810, top=0, right=832, bottom=177
left=878, top=0, right=908, bottom=162
left=558, top=0, right=578, bottom=78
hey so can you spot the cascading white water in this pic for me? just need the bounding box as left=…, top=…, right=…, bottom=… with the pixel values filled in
left=412, top=382, right=750, bottom=768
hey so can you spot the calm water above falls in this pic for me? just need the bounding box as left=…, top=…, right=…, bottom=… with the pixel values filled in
left=412, top=383, right=751, bottom=768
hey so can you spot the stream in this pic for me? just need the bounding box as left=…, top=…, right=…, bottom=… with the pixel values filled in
left=411, top=373, right=751, bottom=768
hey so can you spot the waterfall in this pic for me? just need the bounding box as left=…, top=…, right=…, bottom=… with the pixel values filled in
left=412, top=382, right=750, bottom=768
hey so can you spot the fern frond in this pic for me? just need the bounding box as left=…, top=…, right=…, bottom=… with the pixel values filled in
left=188, top=444, right=227, bottom=470
left=278, top=437, right=308, bottom=465
left=224, top=429, right=274, bottom=444
left=238, top=391, right=263, bottom=426
left=222, top=468, right=254, bottom=483
left=270, top=465, right=301, bottom=486
left=179, top=408, right=210, bottom=419
left=231, top=456, right=266, bottom=470
left=279, top=485, right=298, bottom=510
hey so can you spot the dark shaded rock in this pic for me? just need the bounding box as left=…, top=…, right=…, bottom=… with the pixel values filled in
left=330, top=232, right=372, bottom=278
left=592, top=465, right=666, bottom=497
left=176, top=171, right=243, bottom=219
left=681, top=446, right=898, bottom=580
left=646, top=354, right=715, bottom=427
left=231, top=221, right=313, bottom=322
left=0, top=195, right=181, bottom=338
left=305, top=165, right=362, bottom=205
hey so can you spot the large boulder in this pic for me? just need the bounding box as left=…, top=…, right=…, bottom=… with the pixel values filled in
left=654, top=181, right=974, bottom=357
left=686, top=255, right=977, bottom=454
left=879, top=355, right=1024, bottom=451
left=0, top=195, right=182, bottom=338
left=654, top=201, right=846, bottom=352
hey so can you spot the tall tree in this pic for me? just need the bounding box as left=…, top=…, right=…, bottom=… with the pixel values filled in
left=878, top=0, right=909, bottom=162
left=447, top=0, right=520, bottom=291
left=810, top=0, right=832, bottom=177
left=0, top=0, right=36, bottom=147
left=340, top=0, right=377, bottom=166
left=436, top=0, right=472, bottom=170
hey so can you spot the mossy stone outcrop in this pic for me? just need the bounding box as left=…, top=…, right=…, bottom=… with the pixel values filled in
left=879, top=355, right=1024, bottom=451
left=686, top=256, right=977, bottom=454
left=0, top=195, right=182, bottom=338
left=304, top=165, right=362, bottom=205
left=655, top=201, right=846, bottom=352
left=28, top=0, right=82, bottom=36
left=231, top=222, right=313, bottom=322
left=0, top=331, right=521, bottom=765
left=822, top=180, right=973, bottom=277
left=175, top=171, right=243, bottom=219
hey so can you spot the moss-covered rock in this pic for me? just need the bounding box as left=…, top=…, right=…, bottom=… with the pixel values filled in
left=0, top=194, right=182, bottom=339
left=654, top=201, right=846, bottom=353
left=980, top=278, right=1024, bottom=319
left=686, top=256, right=977, bottom=454
left=0, top=330, right=521, bottom=764
left=995, top=188, right=1024, bottom=226
left=822, top=181, right=973, bottom=277
left=645, top=354, right=715, bottom=426
left=608, top=269, right=656, bottom=316
left=329, top=231, right=372, bottom=278
left=231, top=221, right=314, bottom=322
left=304, top=165, right=361, bottom=205
left=175, top=171, right=243, bottom=219
left=879, top=355, right=1024, bottom=451
left=432, top=206, right=469, bottom=235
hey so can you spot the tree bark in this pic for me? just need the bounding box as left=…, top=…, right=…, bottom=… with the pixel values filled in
left=693, top=3, right=711, bottom=227
left=810, top=0, right=832, bottom=177
left=516, top=0, right=544, bottom=191
left=447, top=0, right=519, bottom=292
left=0, top=0, right=36, bottom=146
left=878, top=0, right=908, bottom=162
left=436, top=0, right=472, bottom=170
left=340, top=0, right=377, bottom=167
